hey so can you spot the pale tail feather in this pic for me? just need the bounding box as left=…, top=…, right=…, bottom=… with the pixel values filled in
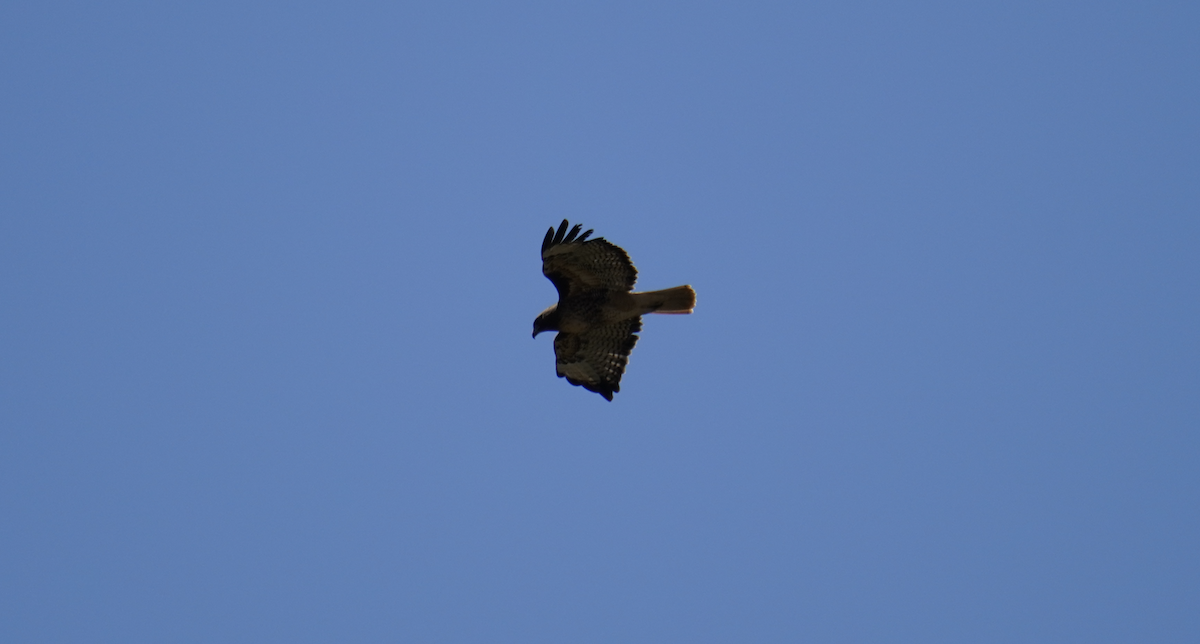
left=632, top=285, right=696, bottom=314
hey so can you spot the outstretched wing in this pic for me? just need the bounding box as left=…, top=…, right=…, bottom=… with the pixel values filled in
left=542, top=219, right=637, bottom=299
left=553, top=317, right=642, bottom=401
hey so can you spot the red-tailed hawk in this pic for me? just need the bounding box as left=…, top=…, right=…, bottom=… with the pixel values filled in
left=533, top=220, right=695, bottom=400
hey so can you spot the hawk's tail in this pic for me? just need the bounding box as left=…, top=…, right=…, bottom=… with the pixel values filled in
left=633, top=285, right=696, bottom=314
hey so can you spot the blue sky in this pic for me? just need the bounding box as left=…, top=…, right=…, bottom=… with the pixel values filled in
left=2, top=2, right=1197, bottom=642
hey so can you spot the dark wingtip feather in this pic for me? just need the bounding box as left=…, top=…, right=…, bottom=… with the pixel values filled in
left=564, top=223, right=583, bottom=243
left=544, top=220, right=599, bottom=253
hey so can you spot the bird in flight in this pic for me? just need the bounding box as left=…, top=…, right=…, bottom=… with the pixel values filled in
left=533, top=220, right=695, bottom=400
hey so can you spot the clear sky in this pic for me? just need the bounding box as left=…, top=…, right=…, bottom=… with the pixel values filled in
left=2, top=2, right=1197, bottom=642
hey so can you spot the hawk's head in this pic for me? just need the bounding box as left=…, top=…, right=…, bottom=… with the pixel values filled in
left=532, top=305, right=559, bottom=338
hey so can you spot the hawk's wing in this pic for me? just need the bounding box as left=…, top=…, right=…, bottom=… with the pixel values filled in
left=542, top=219, right=637, bottom=299
left=553, top=317, right=642, bottom=401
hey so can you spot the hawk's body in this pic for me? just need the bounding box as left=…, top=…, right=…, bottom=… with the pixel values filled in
left=533, top=220, right=695, bottom=400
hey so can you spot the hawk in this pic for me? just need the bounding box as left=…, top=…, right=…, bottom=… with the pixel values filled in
left=533, top=220, right=695, bottom=400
